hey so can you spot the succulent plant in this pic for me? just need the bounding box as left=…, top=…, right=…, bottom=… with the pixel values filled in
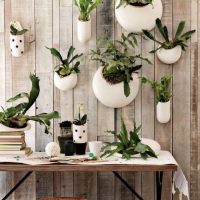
left=10, top=21, right=28, bottom=35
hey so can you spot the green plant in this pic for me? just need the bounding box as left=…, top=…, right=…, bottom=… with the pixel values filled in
left=90, top=32, right=151, bottom=97
left=117, top=0, right=153, bottom=8
left=10, top=21, right=28, bottom=35
left=73, top=104, right=87, bottom=126
left=75, top=0, right=103, bottom=21
left=0, top=74, right=59, bottom=134
left=141, top=75, right=172, bottom=103
left=143, top=18, right=196, bottom=53
left=101, top=116, right=157, bottom=160
left=46, top=46, right=83, bottom=77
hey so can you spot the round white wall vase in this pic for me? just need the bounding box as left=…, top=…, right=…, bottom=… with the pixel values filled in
left=72, top=123, right=88, bottom=144
left=157, top=45, right=182, bottom=64
left=77, top=18, right=91, bottom=43
left=115, top=0, right=163, bottom=32
left=92, top=67, right=140, bottom=108
left=157, top=101, right=170, bottom=123
left=0, top=123, right=31, bottom=132
left=45, top=142, right=61, bottom=157
left=141, top=138, right=161, bottom=156
left=54, top=72, right=77, bottom=91
left=10, top=34, right=24, bottom=57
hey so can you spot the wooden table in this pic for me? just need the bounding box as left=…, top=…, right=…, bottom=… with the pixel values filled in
left=0, top=163, right=177, bottom=200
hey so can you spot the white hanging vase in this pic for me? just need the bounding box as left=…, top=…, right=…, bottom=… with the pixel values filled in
left=77, top=18, right=91, bottom=43
left=10, top=34, right=24, bottom=57
left=156, top=46, right=182, bottom=64
left=72, top=123, right=88, bottom=144
left=92, top=67, right=139, bottom=108
left=0, top=123, right=31, bottom=132
left=156, top=101, right=170, bottom=123
left=54, top=72, right=77, bottom=91
left=115, top=0, right=163, bottom=32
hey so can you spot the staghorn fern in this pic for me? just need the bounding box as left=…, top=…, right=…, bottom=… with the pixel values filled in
left=117, top=0, right=153, bottom=8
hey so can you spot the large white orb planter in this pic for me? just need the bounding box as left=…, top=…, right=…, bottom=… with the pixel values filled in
left=115, top=0, right=163, bottom=32
left=157, top=101, right=170, bottom=123
left=92, top=67, right=139, bottom=108
left=54, top=72, right=77, bottom=91
left=157, top=46, right=182, bottom=64
left=0, top=123, right=31, bottom=132
left=77, top=18, right=91, bottom=43
left=10, top=34, right=24, bottom=57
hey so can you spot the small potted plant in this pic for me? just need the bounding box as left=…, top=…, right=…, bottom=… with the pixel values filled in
left=141, top=75, right=172, bottom=123
left=72, top=104, right=87, bottom=155
left=115, top=0, right=163, bottom=32
left=143, top=18, right=196, bottom=64
left=90, top=32, right=151, bottom=108
left=10, top=21, right=28, bottom=57
left=75, top=0, right=103, bottom=43
left=47, top=46, right=83, bottom=91
left=0, top=74, right=59, bottom=133
left=101, top=116, right=159, bottom=160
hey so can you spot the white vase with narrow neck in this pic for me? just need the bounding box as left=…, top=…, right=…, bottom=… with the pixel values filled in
left=77, top=18, right=91, bottom=43
left=10, top=34, right=25, bottom=57
left=0, top=123, right=31, bottom=132
left=156, top=101, right=170, bottom=123
left=72, top=123, right=88, bottom=144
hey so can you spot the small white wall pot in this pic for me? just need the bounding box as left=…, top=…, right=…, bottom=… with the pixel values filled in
left=157, top=101, right=171, bottom=123
left=10, top=34, right=24, bottom=57
left=54, top=72, right=77, bottom=91
left=115, top=0, right=163, bottom=32
left=77, top=18, right=91, bottom=43
left=72, top=123, right=88, bottom=144
left=92, top=67, right=139, bottom=108
left=0, top=123, right=31, bottom=132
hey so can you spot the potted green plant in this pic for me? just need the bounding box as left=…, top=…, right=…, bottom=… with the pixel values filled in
left=46, top=46, right=83, bottom=91
left=75, top=0, right=103, bottom=43
left=141, top=75, right=172, bottom=123
left=90, top=32, right=151, bottom=108
left=10, top=21, right=28, bottom=57
left=0, top=74, right=59, bottom=133
left=101, top=116, right=160, bottom=160
left=115, top=0, right=163, bottom=32
left=143, top=18, right=196, bottom=64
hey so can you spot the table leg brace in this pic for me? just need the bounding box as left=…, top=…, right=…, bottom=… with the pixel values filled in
left=156, top=171, right=163, bottom=200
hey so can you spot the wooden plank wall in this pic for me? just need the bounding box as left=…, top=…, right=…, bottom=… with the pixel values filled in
left=0, top=0, right=199, bottom=199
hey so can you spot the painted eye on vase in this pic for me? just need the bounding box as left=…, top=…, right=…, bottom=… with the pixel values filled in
left=83, top=130, right=85, bottom=133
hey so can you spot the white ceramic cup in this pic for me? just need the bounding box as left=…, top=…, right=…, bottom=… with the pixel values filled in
left=88, top=141, right=103, bottom=157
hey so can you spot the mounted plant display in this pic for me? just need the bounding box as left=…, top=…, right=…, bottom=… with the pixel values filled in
left=90, top=32, right=151, bottom=108
left=47, top=46, right=83, bottom=91
left=10, top=21, right=28, bottom=57
left=75, top=0, right=103, bottom=43
left=101, top=116, right=160, bottom=160
left=141, top=75, right=172, bottom=123
left=143, top=18, right=196, bottom=64
left=115, top=0, right=163, bottom=32
left=0, top=74, right=59, bottom=134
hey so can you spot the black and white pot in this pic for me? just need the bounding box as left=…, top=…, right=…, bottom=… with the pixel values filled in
left=0, top=123, right=31, bottom=132
left=115, top=0, right=163, bottom=32
left=92, top=67, right=139, bottom=108
left=10, top=34, right=24, bottom=57
left=156, top=101, right=170, bottom=123
left=54, top=72, right=77, bottom=91
left=157, top=46, right=182, bottom=64
left=77, top=18, right=91, bottom=43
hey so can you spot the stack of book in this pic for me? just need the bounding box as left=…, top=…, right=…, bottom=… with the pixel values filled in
left=0, top=131, right=32, bottom=155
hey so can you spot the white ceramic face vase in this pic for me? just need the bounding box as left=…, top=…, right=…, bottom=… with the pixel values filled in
left=72, top=123, right=87, bottom=144
left=10, top=34, right=24, bottom=57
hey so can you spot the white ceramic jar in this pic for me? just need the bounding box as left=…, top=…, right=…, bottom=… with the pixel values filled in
left=72, top=123, right=88, bottom=144
left=10, top=34, right=24, bottom=57
left=156, top=101, right=170, bottom=123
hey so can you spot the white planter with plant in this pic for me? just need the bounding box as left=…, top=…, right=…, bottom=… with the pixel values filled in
left=115, top=0, right=163, bottom=32
left=10, top=21, right=28, bottom=57
left=75, top=0, right=102, bottom=43
left=47, top=46, right=83, bottom=91
left=143, top=18, right=196, bottom=64
left=91, top=33, right=150, bottom=108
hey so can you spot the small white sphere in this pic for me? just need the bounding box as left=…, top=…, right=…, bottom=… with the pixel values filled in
left=45, top=142, right=60, bottom=157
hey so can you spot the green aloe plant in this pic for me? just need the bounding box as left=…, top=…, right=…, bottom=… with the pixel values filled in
left=0, top=74, right=59, bottom=134
left=117, top=0, right=153, bottom=8
left=143, top=18, right=196, bottom=53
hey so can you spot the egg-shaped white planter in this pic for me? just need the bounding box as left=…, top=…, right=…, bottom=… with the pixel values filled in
left=157, top=101, right=170, bottom=123
left=0, top=123, right=31, bottom=132
left=157, top=46, right=182, bottom=64
left=10, top=34, right=24, bottom=57
left=54, top=72, right=77, bottom=91
left=72, top=123, right=87, bottom=144
left=115, top=0, right=163, bottom=32
left=77, top=18, right=91, bottom=43
left=93, top=67, right=139, bottom=108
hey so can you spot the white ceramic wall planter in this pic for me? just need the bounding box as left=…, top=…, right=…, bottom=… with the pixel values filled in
left=157, top=46, right=182, bottom=64
left=77, top=18, right=91, bottom=43
left=0, top=123, right=31, bottom=132
left=92, top=67, right=139, bottom=108
left=115, top=0, right=163, bottom=32
left=10, top=34, right=24, bottom=57
left=54, top=72, right=77, bottom=91
left=72, top=123, right=88, bottom=144
left=156, top=101, right=170, bottom=123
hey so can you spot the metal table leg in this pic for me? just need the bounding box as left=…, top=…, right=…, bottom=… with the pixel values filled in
left=156, top=171, right=163, bottom=200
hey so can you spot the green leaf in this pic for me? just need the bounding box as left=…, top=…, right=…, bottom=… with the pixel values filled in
left=7, top=93, right=29, bottom=103
left=156, top=18, right=169, bottom=42
left=16, top=29, right=28, bottom=35
left=175, top=21, right=185, bottom=38
left=46, top=47, right=63, bottom=63
left=124, top=81, right=130, bottom=97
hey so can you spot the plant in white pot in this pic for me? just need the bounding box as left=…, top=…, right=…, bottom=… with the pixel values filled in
left=115, top=0, right=163, bottom=32
left=143, top=18, right=196, bottom=64
left=10, top=21, right=28, bottom=57
left=75, top=0, right=103, bottom=43
left=90, top=33, right=151, bottom=108
left=47, top=46, right=83, bottom=91
left=0, top=74, right=59, bottom=134
left=141, top=75, right=172, bottom=123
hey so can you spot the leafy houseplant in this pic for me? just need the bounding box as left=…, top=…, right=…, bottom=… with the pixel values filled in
left=101, top=117, right=157, bottom=160
left=0, top=74, right=59, bottom=134
left=117, top=0, right=153, bottom=8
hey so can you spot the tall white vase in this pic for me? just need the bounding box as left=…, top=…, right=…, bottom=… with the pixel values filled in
left=72, top=123, right=88, bottom=144
left=156, top=101, right=170, bottom=123
left=77, top=18, right=91, bottom=43
left=10, top=34, right=24, bottom=57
